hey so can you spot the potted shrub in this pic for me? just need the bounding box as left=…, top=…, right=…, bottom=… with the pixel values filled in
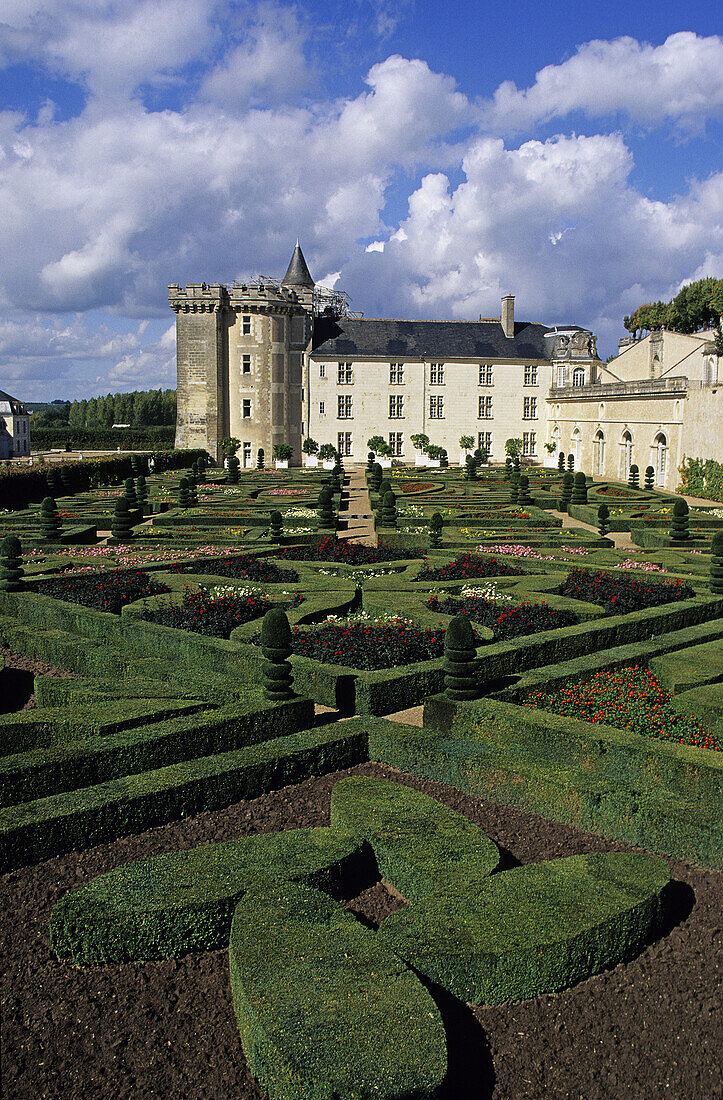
left=425, top=443, right=445, bottom=468
left=319, top=443, right=337, bottom=470
left=219, top=436, right=241, bottom=469
left=459, top=434, right=475, bottom=466
left=377, top=441, right=393, bottom=468
left=302, top=437, right=319, bottom=468
left=273, top=443, right=293, bottom=469
left=410, top=432, right=430, bottom=467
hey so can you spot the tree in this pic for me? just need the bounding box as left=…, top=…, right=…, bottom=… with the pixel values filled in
left=273, top=443, right=293, bottom=463
left=366, top=435, right=387, bottom=455
left=319, top=443, right=337, bottom=461
left=624, top=277, right=723, bottom=339
left=410, top=433, right=430, bottom=454
left=219, top=437, right=241, bottom=458
left=505, top=438, right=523, bottom=459
left=302, top=437, right=319, bottom=455
left=459, top=434, right=475, bottom=455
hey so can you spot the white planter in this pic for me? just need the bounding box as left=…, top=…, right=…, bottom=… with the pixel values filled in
left=322, top=459, right=335, bottom=470
left=414, top=455, right=429, bottom=466
left=304, top=456, right=319, bottom=467
left=379, top=457, right=392, bottom=468
left=427, top=459, right=441, bottom=468
left=275, top=460, right=289, bottom=469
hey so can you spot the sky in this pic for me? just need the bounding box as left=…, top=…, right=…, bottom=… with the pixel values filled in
left=0, top=0, right=721, bottom=401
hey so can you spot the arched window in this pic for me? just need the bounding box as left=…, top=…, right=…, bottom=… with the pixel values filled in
left=653, top=432, right=667, bottom=486
left=572, top=367, right=585, bottom=387
left=651, top=354, right=660, bottom=379
left=705, top=358, right=718, bottom=385
left=570, top=427, right=581, bottom=463
left=619, top=430, right=633, bottom=480
left=598, top=402, right=605, bottom=420
left=593, top=430, right=605, bottom=477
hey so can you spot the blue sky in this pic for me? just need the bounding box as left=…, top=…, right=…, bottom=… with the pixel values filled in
left=0, top=0, right=721, bottom=400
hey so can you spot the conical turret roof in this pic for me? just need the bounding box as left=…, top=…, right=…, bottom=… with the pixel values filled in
left=281, top=240, right=314, bottom=288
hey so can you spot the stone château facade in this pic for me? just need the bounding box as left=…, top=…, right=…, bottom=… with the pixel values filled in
left=0, top=390, right=30, bottom=459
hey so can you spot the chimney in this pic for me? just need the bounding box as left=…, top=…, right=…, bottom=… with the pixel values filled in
left=501, top=293, right=515, bottom=338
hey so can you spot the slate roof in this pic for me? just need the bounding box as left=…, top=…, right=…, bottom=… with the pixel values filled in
left=310, top=319, right=555, bottom=360
left=0, top=389, right=27, bottom=415
left=281, top=242, right=315, bottom=288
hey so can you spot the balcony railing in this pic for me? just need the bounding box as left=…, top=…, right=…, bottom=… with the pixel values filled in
left=549, top=375, right=688, bottom=399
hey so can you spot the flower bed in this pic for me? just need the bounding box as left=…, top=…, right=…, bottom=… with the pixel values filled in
left=427, top=592, right=579, bottom=640
left=141, top=587, right=276, bottom=638
left=523, top=666, right=720, bottom=751
left=557, top=569, right=695, bottom=614
left=170, top=554, right=299, bottom=583
left=277, top=537, right=421, bottom=564
left=36, top=570, right=169, bottom=614
left=254, top=620, right=446, bottom=670
left=415, top=553, right=525, bottom=582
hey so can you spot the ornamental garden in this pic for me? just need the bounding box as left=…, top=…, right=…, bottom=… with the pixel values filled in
left=1, top=449, right=722, bottom=1099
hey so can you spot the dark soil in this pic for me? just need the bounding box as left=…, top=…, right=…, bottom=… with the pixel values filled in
left=2, top=755, right=720, bottom=1100
left=0, top=649, right=80, bottom=712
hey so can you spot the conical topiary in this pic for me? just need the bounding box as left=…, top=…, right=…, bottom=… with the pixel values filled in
left=178, top=478, right=191, bottom=508
left=260, top=608, right=294, bottom=701
left=256, top=448, right=265, bottom=470
left=369, top=463, right=383, bottom=493
left=557, top=451, right=566, bottom=471
left=131, top=454, right=141, bottom=477
left=567, top=453, right=575, bottom=472
left=317, top=486, right=335, bottom=529
left=60, top=466, right=74, bottom=496
left=429, top=512, right=444, bottom=549
left=598, top=503, right=611, bottom=537
left=504, top=457, right=512, bottom=480
left=559, top=472, right=574, bottom=513
left=135, top=475, right=148, bottom=511
left=571, top=472, right=588, bottom=505
left=269, top=510, right=284, bottom=543
left=670, top=498, right=689, bottom=542
left=444, top=615, right=480, bottom=701
left=227, top=456, right=240, bottom=484
left=644, top=466, right=655, bottom=491
left=509, top=470, right=519, bottom=504
left=328, top=468, right=341, bottom=494
left=194, top=458, right=206, bottom=483
left=189, top=480, right=199, bottom=506
left=439, top=448, right=449, bottom=468
left=628, top=464, right=640, bottom=488
left=710, top=530, right=723, bottom=594
left=381, top=491, right=397, bottom=528
left=0, top=534, right=24, bottom=591
left=123, top=478, right=138, bottom=510
left=47, top=469, right=62, bottom=497
left=111, top=496, right=134, bottom=541
left=367, top=451, right=376, bottom=472
left=40, top=497, right=61, bottom=540
left=513, top=457, right=521, bottom=475
left=465, top=454, right=477, bottom=481
left=379, top=478, right=392, bottom=499
left=517, top=474, right=532, bottom=505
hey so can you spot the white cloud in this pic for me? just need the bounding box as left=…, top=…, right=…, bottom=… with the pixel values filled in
left=483, top=33, right=723, bottom=133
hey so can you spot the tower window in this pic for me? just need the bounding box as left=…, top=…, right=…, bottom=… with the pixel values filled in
left=242, top=315, right=251, bottom=335
left=242, top=355, right=251, bottom=374
left=242, top=399, right=252, bottom=418
left=319, top=401, right=325, bottom=415
left=319, top=364, right=326, bottom=378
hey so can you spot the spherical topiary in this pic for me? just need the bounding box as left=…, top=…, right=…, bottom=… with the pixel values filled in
left=381, top=491, right=397, bottom=528
left=40, top=496, right=62, bottom=540
left=0, top=534, right=24, bottom=591
left=257, top=447, right=265, bottom=470
left=227, top=455, right=240, bottom=484
left=444, top=615, right=480, bottom=701
left=644, top=466, right=655, bottom=491
left=710, top=530, right=723, bottom=594
left=598, top=503, right=611, bottom=537
left=111, top=496, right=134, bottom=541
left=465, top=454, right=477, bottom=481
left=260, top=608, right=294, bottom=701
left=557, top=451, right=566, bottom=471
left=628, top=464, right=640, bottom=488
left=123, top=478, right=138, bottom=510
left=670, top=498, right=690, bottom=542
left=517, top=474, right=532, bottom=505
left=367, top=451, right=376, bottom=471
left=559, top=472, right=574, bottom=513
left=178, top=478, right=191, bottom=508
left=269, top=510, right=284, bottom=542
left=571, top=471, right=588, bottom=505
left=567, top=453, right=575, bottom=472
left=135, top=475, right=148, bottom=511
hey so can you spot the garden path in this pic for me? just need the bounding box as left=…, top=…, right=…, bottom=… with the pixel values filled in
left=547, top=508, right=637, bottom=551
left=340, top=467, right=377, bottom=546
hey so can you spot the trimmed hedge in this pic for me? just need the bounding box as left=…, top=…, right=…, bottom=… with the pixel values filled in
left=229, top=875, right=447, bottom=1100
left=330, top=776, right=499, bottom=899
left=377, top=852, right=669, bottom=1004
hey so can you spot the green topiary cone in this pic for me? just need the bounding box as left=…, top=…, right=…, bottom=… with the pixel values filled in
left=0, top=534, right=24, bottom=591
left=517, top=474, right=532, bottom=505
left=628, top=464, right=640, bottom=488
left=111, top=496, right=134, bottom=541
left=670, top=498, right=689, bottom=542
left=598, top=503, right=610, bottom=537
left=644, top=466, right=655, bottom=491
left=381, top=491, right=397, bottom=528
left=571, top=472, right=588, bottom=505
left=269, top=510, right=284, bottom=543
left=710, top=530, right=723, bottom=594
left=40, top=496, right=62, bottom=540
left=558, top=473, right=574, bottom=513
left=444, top=615, right=480, bottom=701
left=260, top=608, right=294, bottom=700
left=123, top=478, right=138, bottom=510
left=227, top=456, right=240, bottom=484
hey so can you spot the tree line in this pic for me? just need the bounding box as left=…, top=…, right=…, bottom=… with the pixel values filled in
left=624, top=277, right=723, bottom=343
left=33, top=389, right=177, bottom=428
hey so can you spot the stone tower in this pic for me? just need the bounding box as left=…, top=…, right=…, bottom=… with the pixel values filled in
left=171, top=243, right=315, bottom=463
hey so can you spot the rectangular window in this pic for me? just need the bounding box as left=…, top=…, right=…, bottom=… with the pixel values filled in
left=338, top=394, right=353, bottom=419
left=319, top=364, right=326, bottom=378
left=523, top=431, right=537, bottom=456
left=390, top=362, right=404, bottom=384
left=243, top=442, right=252, bottom=466
left=242, top=399, right=252, bottom=418
left=388, top=432, right=403, bottom=456
left=319, top=400, right=325, bottom=415
left=242, top=355, right=251, bottom=374
left=478, top=396, right=493, bottom=418
left=429, top=395, right=444, bottom=418
left=389, top=395, right=404, bottom=418
left=478, top=432, right=492, bottom=455
left=337, top=431, right=353, bottom=456
left=478, top=363, right=493, bottom=386
left=556, top=365, right=567, bottom=388
left=524, top=365, right=538, bottom=386
left=430, top=362, right=444, bottom=385
left=523, top=397, right=537, bottom=419
left=337, top=361, right=353, bottom=384
left=242, top=315, right=251, bottom=336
